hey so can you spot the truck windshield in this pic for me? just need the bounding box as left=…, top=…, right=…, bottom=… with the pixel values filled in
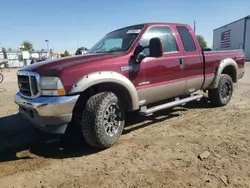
left=88, top=24, right=145, bottom=54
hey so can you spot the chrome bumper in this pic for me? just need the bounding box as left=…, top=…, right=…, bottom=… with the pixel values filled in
left=14, top=92, right=79, bottom=134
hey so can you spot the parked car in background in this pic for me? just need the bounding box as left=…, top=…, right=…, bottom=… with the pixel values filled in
left=75, top=47, right=89, bottom=55
left=30, top=57, right=47, bottom=64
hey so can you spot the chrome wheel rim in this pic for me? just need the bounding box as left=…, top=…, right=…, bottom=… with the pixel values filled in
left=220, top=80, right=232, bottom=100
left=103, top=103, right=121, bottom=137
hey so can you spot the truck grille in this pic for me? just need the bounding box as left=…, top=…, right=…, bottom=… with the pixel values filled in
left=17, top=72, right=40, bottom=98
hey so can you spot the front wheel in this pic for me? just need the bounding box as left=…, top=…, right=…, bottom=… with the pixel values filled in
left=81, top=92, right=125, bottom=149
left=0, top=73, right=3, bottom=83
left=208, top=74, right=233, bottom=107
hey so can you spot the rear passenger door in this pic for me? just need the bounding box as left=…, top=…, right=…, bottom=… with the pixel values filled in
left=175, top=25, right=204, bottom=93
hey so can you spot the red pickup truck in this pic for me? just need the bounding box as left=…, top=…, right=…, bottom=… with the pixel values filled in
left=15, top=22, right=245, bottom=149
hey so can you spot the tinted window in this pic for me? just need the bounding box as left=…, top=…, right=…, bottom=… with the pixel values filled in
left=139, top=26, right=178, bottom=55
left=176, top=26, right=196, bottom=52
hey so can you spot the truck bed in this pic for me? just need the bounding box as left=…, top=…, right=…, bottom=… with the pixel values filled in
left=203, top=49, right=245, bottom=76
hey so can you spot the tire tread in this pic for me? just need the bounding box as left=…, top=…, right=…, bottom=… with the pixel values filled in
left=81, top=92, right=124, bottom=149
left=208, top=74, right=233, bottom=107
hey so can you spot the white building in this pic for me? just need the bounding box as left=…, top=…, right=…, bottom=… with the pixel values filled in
left=213, top=15, right=250, bottom=61
left=0, top=50, right=49, bottom=68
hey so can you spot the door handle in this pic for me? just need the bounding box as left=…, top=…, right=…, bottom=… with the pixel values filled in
left=180, top=58, right=184, bottom=68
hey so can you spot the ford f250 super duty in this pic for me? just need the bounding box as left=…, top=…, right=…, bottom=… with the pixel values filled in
left=15, top=22, right=245, bottom=149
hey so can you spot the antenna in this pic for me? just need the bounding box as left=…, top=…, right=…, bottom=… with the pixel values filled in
left=194, top=20, right=196, bottom=34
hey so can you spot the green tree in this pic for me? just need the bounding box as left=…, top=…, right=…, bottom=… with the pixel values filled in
left=20, top=41, right=33, bottom=51
left=8, top=48, right=12, bottom=52
left=196, top=35, right=207, bottom=49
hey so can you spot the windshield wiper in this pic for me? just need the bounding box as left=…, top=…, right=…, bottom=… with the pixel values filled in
left=90, top=50, right=125, bottom=54
left=108, top=49, right=125, bottom=52
left=94, top=51, right=106, bottom=53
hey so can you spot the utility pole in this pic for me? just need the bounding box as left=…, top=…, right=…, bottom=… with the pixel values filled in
left=45, top=40, right=50, bottom=59
left=193, top=20, right=196, bottom=34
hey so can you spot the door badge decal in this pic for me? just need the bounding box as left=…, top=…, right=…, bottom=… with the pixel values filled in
left=120, top=66, right=133, bottom=72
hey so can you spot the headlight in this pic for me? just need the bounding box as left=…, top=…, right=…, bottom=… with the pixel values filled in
left=40, top=77, right=65, bottom=96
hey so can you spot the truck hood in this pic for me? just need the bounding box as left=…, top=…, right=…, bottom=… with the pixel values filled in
left=20, top=53, right=120, bottom=75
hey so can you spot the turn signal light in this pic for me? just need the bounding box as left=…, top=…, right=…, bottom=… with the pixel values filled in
left=57, top=89, right=66, bottom=96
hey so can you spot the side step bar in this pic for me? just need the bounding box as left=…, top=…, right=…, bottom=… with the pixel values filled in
left=139, top=94, right=203, bottom=116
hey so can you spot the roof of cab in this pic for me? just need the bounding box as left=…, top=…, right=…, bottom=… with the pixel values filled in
left=106, top=22, right=189, bottom=34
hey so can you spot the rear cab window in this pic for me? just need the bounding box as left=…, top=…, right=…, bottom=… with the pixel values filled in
left=176, top=26, right=197, bottom=52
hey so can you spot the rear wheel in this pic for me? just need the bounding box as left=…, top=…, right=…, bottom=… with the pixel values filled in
left=0, top=73, right=3, bottom=83
left=208, top=74, right=233, bottom=107
left=81, top=92, right=125, bottom=149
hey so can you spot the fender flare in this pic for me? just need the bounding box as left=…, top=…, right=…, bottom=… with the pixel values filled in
left=68, top=71, right=139, bottom=110
left=209, top=58, right=238, bottom=89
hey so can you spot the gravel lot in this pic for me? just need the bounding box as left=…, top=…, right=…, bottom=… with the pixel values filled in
left=0, top=63, right=250, bottom=188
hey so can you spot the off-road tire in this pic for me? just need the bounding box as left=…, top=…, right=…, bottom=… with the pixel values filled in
left=82, top=92, right=125, bottom=149
left=0, top=73, right=3, bottom=83
left=208, top=74, right=233, bottom=107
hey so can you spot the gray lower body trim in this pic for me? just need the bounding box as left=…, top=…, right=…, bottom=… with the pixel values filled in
left=137, top=75, right=216, bottom=105
left=201, top=75, right=215, bottom=90
left=137, top=81, right=185, bottom=105
left=185, top=76, right=204, bottom=93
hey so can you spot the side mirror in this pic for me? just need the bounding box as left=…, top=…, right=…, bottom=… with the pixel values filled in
left=149, top=37, right=163, bottom=57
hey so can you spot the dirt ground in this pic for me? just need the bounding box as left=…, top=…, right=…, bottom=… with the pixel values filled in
left=0, top=63, right=250, bottom=188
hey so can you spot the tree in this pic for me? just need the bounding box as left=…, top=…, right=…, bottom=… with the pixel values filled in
left=196, top=35, right=207, bottom=49
left=20, top=41, right=33, bottom=51
left=8, top=48, right=12, bottom=52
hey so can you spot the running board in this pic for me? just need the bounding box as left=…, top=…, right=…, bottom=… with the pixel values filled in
left=139, top=94, right=203, bottom=116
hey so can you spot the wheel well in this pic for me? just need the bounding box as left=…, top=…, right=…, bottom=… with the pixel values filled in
left=222, top=65, right=237, bottom=83
left=71, top=82, right=132, bottom=125
left=90, top=82, right=133, bottom=110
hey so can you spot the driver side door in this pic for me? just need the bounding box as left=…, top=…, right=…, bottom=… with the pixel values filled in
left=130, top=25, right=185, bottom=105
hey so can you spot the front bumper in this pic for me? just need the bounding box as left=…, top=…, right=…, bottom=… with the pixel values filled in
left=14, top=92, right=79, bottom=134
